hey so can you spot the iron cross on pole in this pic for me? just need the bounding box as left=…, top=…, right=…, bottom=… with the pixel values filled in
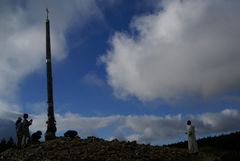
left=45, top=8, right=57, bottom=140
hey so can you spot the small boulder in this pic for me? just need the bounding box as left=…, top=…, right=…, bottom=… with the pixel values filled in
left=31, top=131, right=42, bottom=143
left=64, top=130, right=78, bottom=138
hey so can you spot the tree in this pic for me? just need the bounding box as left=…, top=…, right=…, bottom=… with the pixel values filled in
left=0, top=137, right=15, bottom=153
left=0, top=138, right=7, bottom=152
left=6, top=137, right=15, bottom=148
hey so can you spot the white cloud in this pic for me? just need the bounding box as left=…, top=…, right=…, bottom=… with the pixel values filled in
left=102, top=0, right=240, bottom=101
left=195, top=109, right=240, bottom=134
left=28, top=108, right=240, bottom=144
left=0, top=101, right=21, bottom=120
left=0, top=101, right=239, bottom=144
left=31, top=113, right=123, bottom=137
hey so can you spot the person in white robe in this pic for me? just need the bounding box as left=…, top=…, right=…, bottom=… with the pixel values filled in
left=185, top=120, right=199, bottom=154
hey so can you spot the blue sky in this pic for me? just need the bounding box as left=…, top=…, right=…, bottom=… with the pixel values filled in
left=0, top=0, right=240, bottom=145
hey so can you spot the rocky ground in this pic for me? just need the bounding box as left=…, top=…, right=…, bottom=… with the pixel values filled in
left=0, top=136, right=229, bottom=161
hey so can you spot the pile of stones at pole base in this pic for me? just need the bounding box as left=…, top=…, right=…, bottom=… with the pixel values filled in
left=0, top=130, right=239, bottom=161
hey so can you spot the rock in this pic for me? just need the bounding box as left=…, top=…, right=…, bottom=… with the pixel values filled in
left=64, top=130, right=78, bottom=138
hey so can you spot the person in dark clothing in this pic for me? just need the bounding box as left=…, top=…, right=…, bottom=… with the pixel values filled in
left=22, top=113, right=33, bottom=146
left=15, top=117, right=23, bottom=148
left=31, top=131, right=42, bottom=143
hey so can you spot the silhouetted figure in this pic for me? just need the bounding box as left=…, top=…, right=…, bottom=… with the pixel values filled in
left=15, top=117, right=23, bottom=148
left=22, top=113, right=32, bottom=146
left=185, top=120, right=198, bottom=154
left=31, top=131, right=42, bottom=143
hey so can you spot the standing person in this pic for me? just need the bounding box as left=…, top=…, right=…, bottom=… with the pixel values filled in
left=22, top=113, right=33, bottom=146
left=15, top=117, right=23, bottom=148
left=185, top=120, right=199, bottom=154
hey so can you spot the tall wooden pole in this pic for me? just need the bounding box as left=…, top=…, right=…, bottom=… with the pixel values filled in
left=45, top=8, right=57, bottom=140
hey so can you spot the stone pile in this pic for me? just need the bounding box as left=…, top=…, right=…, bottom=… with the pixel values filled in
left=0, top=137, right=211, bottom=161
